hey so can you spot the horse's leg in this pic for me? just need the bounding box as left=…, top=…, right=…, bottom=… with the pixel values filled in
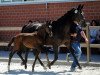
left=8, top=51, right=16, bottom=71
left=48, top=45, right=58, bottom=69
left=44, top=47, right=50, bottom=69
left=17, top=51, right=28, bottom=69
left=17, top=51, right=25, bottom=64
left=24, top=48, right=29, bottom=69
left=32, top=49, right=47, bottom=70
left=32, top=45, right=46, bottom=72
left=32, top=49, right=41, bottom=72
left=19, top=45, right=28, bottom=65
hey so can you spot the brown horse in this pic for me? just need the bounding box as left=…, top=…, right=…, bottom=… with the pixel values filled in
left=14, top=21, right=51, bottom=69
left=7, top=23, right=52, bottom=71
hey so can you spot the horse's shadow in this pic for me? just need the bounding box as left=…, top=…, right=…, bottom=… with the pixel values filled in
left=4, top=70, right=57, bottom=75
left=3, top=69, right=73, bottom=75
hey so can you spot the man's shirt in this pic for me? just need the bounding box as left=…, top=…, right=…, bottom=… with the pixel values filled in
left=70, top=23, right=82, bottom=42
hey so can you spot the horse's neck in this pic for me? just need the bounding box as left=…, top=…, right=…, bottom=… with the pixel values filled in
left=52, top=21, right=71, bottom=40
left=37, top=28, right=47, bottom=40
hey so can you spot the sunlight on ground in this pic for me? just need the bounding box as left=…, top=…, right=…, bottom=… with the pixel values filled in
left=0, top=62, right=100, bottom=75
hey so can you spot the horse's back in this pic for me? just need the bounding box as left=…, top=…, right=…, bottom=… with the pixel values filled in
left=22, top=22, right=43, bottom=33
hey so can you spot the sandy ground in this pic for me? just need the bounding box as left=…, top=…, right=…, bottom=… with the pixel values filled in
left=0, top=51, right=100, bottom=75
left=0, top=62, right=100, bottom=75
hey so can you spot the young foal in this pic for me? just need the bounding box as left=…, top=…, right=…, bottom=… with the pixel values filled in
left=7, top=24, right=52, bottom=71
left=20, top=21, right=52, bottom=69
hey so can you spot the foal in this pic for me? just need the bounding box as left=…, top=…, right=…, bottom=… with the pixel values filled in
left=7, top=24, right=52, bottom=71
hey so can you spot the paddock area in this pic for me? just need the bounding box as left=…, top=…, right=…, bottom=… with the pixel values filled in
left=0, top=0, right=100, bottom=75
left=0, top=62, right=100, bottom=75
left=0, top=51, right=100, bottom=74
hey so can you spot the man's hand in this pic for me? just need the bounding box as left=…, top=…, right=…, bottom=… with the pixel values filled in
left=85, top=38, right=88, bottom=43
left=81, top=31, right=88, bottom=43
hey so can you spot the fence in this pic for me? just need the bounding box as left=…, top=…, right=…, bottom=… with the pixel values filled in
left=0, top=25, right=100, bottom=63
left=81, top=25, right=100, bottom=63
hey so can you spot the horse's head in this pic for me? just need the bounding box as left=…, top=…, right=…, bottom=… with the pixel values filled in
left=45, top=21, right=53, bottom=37
left=70, top=4, right=85, bottom=25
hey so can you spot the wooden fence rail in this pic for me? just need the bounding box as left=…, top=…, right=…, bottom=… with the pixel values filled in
left=81, top=25, right=100, bottom=63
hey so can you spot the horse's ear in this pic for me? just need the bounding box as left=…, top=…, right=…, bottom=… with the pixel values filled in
left=81, top=4, right=84, bottom=10
left=77, top=4, right=81, bottom=10
left=77, top=4, right=84, bottom=11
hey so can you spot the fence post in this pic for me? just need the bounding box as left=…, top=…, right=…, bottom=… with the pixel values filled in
left=86, top=25, right=91, bottom=63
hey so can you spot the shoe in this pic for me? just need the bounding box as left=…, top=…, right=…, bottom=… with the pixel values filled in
left=69, top=67, right=76, bottom=72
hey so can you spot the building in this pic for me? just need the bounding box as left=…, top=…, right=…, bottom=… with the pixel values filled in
left=0, top=0, right=100, bottom=41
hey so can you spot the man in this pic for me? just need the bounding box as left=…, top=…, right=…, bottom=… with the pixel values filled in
left=70, top=21, right=88, bottom=71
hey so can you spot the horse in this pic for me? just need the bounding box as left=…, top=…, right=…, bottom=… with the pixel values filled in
left=21, top=20, right=52, bottom=69
left=12, top=20, right=52, bottom=69
left=7, top=22, right=52, bottom=71
left=32, top=4, right=86, bottom=71
left=12, top=4, right=85, bottom=72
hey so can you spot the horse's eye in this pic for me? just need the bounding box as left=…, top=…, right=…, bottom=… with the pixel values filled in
left=49, top=25, right=52, bottom=28
left=74, top=10, right=78, bottom=14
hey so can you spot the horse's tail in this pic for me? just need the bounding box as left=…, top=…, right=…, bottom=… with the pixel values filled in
left=7, top=37, right=15, bottom=50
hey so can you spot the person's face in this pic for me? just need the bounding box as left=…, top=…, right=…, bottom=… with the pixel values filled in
left=92, top=21, right=96, bottom=26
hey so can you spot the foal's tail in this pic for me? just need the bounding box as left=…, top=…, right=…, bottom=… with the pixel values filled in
left=7, top=37, right=15, bottom=50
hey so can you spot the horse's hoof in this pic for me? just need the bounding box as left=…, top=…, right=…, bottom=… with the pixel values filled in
left=8, top=66, right=10, bottom=71
left=32, top=69, right=34, bottom=72
left=79, top=66, right=82, bottom=70
left=21, top=62, right=25, bottom=65
left=43, top=66, right=47, bottom=70
left=25, top=65, right=27, bottom=69
left=47, top=64, right=51, bottom=69
left=49, top=66, right=51, bottom=69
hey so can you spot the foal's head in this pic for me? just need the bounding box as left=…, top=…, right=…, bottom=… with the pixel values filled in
left=38, top=21, right=53, bottom=37
left=45, top=21, right=53, bottom=37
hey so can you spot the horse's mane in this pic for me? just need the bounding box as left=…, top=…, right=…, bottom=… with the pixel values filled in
left=51, top=8, right=75, bottom=33
left=56, top=8, right=75, bottom=24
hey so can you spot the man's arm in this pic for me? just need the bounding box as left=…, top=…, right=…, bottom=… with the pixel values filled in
left=81, top=31, right=88, bottom=43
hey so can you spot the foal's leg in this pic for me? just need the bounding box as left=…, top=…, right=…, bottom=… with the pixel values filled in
left=33, top=49, right=47, bottom=70
left=17, top=51, right=25, bottom=64
left=17, top=51, right=28, bottom=69
left=8, top=51, right=16, bottom=71
left=32, top=50, right=41, bottom=72
left=19, top=45, right=29, bottom=69
left=24, top=48, right=29, bottom=69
